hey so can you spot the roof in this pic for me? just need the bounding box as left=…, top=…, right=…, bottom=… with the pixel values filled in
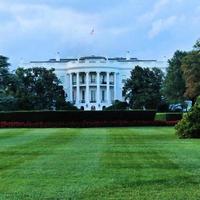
left=79, top=56, right=107, bottom=61
left=29, top=55, right=157, bottom=63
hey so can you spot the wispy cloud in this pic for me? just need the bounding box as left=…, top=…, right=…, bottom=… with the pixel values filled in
left=148, top=16, right=177, bottom=38
left=140, top=0, right=170, bottom=22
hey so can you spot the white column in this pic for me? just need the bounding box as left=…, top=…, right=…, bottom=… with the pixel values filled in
left=114, top=72, right=117, bottom=100
left=69, top=73, right=73, bottom=102
left=76, top=72, right=80, bottom=104
left=97, top=72, right=100, bottom=104
left=106, top=72, right=110, bottom=104
left=86, top=72, right=89, bottom=104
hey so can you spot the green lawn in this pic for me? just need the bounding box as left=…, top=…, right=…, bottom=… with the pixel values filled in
left=0, top=127, right=200, bottom=199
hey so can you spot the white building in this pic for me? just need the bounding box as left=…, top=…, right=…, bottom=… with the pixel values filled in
left=23, top=55, right=168, bottom=110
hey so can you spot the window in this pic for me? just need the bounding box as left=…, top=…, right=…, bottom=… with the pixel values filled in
left=122, top=75, right=126, bottom=83
left=91, top=90, right=96, bottom=102
left=110, top=74, right=114, bottom=84
left=80, top=74, right=85, bottom=84
left=91, top=74, right=96, bottom=83
left=72, top=74, right=76, bottom=85
left=101, top=74, right=106, bottom=84
left=72, top=90, right=76, bottom=103
left=101, top=90, right=105, bottom=102
left=81, top=90, right=85, bottom=103
left=60, top=76, right=65, bottom=83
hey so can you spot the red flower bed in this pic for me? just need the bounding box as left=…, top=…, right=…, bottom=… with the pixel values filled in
left=0, top=120, right=179, bottom=128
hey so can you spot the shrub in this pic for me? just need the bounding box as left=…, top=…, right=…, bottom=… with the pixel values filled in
left=105, top=100, right=129, bottom=110
left=175, top=105, right=200, bottom=138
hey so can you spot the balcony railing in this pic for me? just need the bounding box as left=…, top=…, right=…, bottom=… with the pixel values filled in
left=90, top=80, right=96, bottom=84
left=101, top=81, right=107, bottom=84
left=90, top=100, right=96, bottom=103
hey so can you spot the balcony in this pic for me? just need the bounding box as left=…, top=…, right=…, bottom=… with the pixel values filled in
left=80, top=100, right=85, bottom=103
left=90, top=100, right=96, bottom=103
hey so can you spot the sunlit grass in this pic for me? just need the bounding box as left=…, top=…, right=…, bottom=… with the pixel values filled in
left=0, top=127, right=199, bottom=199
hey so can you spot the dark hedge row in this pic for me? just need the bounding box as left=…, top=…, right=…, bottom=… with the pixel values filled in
left=0, top=110, right=156, bottom=122
left=0, top=120, right=178, bottom=128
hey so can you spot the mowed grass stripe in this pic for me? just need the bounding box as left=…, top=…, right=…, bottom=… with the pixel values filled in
left=0, top=128, right=108, bottom=199
left=0, top=128, right=200, bottom=200
left=84, top=127, right=200, bottom=200
left=0, top=129, right=79, bottom=179
left=0, top=129, right=58, bottom=150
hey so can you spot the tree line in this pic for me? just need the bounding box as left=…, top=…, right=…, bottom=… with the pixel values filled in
left=110, top=39, right=200, bottom=111
left=0, top=57, right=77, bottom=111
left=0, top=39, right=200, bottom=111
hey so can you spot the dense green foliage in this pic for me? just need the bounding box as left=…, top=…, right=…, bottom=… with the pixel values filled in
left=0, top=56, right=77, bottom=111
left=0, top=56, right=17, bottom=110
left=0, top=127, right=200, bottom=199
left=181, top=49, right=200, bottom=103
left=12, top=67, right=69, bottom=110
left=162, top=51, right=187, bottom=103
left=175, top=96, right=200, bottom=138
left=123, top=66, right=164, bottom=109
left=162, top=40, right=200, bottom=105
left=105, top=100, right=129, bottom=110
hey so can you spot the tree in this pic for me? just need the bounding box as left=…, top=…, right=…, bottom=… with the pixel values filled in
left=194, top=38, right=200, bottom=50
left=0, top=55, right=18, bottom=111
left=181, top=41, right=200, bottom=104
left=0, top=55, right=10, bottom=93
left=123, top=66, right=164, bottom=109
left=162, top=51, right=187, bottom=103
left=105, top=100, right=129, bottom=110
left=12, top=67, right=72, bottom=110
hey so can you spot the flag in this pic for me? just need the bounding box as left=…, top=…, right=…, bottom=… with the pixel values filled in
left=90, top=29, right=95, bottom=35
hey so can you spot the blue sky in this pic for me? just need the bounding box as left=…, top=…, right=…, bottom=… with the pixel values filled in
left=0, top=0, right=200, bottom=67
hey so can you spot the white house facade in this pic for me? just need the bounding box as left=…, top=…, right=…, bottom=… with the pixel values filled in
left=23, top=55, right=168, bottom=110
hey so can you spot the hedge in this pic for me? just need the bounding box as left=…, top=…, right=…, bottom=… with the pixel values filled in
left=155, top=113, right=183, bottom=121
left=0, top=120, right=178, bottom=128
left=0, top=110, right=156, bottom=123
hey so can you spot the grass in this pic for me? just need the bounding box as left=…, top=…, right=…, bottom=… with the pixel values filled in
left=0, top=127, right=200, bottom=199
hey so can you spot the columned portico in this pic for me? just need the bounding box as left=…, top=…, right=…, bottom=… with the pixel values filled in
left=69, top=71, right=115, bottom=110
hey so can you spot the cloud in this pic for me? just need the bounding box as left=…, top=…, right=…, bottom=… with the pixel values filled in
left=148, top=16, right=177, bottom=38
left=0, top=0, right=200, bottom=67
left=0, top=2, right=99, bottom=41
left=140, top=0, right=170, bottom=22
